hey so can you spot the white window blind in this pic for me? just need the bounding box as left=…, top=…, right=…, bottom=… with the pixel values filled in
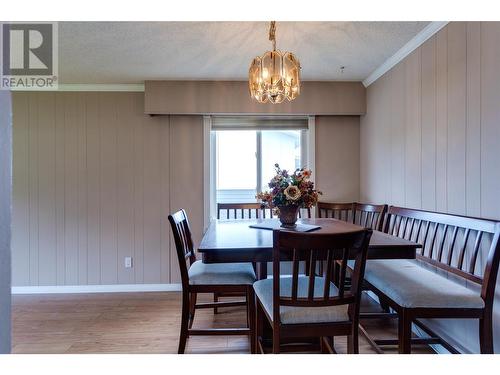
left=211, top=116, right=308, bottom=131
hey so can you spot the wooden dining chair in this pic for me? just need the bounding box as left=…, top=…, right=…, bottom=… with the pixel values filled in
left=215, top=202, right=268, bottom=313
left=168, top=209, right=256, bottom=353
left=317, top=202, right=354, bottom=222
left=254, top=228, right=372, bottom=353
left=217, top=203, right=273, bottom=220
left=352, top=203, right=387, bottom=231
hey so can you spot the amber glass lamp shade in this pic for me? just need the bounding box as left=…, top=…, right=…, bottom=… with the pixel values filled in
left=249, top=50, right=301, bottom=104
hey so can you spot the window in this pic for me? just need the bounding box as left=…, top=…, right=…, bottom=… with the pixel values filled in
left=260, top=130, right=301, bottom=192
left=216, top=129, right=303, bottom=203
left=216, top=130, right=258, bottom=203
left=204, top=116, right=314, bottom=226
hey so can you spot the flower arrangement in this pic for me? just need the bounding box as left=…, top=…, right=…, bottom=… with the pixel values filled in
left=256, top=164, right=321, bottom=226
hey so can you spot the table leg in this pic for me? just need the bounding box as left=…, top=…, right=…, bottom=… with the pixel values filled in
left=258, top=262, right=268, bottom=280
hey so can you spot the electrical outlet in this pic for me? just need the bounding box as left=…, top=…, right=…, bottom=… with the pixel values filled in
left=125, top=257, right=133, bottom=268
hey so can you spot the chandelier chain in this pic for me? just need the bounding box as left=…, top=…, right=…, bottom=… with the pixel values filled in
left=269, top=21, right=276, bottom=51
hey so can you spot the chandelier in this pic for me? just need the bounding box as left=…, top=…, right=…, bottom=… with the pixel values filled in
left=249, top=21, right=301, bottom=104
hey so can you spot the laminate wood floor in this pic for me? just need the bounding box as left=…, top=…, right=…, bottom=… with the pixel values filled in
left=12, top=292, right=435, bottom=354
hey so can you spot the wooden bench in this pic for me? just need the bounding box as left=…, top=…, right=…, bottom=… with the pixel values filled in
left=360, top=206, right=500, bottom=353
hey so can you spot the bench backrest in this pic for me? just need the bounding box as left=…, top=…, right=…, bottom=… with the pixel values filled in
left=383, top=206, right=500, bottom=308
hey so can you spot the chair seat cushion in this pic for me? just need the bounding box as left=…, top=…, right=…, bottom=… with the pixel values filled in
left=361, top=259, right=485, bottom=309
left=253, top=276, right=349, bottom=325
left=188, top=261, right=256, bottom=285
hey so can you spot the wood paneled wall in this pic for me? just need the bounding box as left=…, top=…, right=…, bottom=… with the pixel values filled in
left=11, top=92, right=203, bottom=286
left=316, top=116, right=360, bottom=202
left=360, top=22, right=500, bottom=353
left=0, top=91, right=12, bottom=353
left=11, top=92, right=359, bottom=287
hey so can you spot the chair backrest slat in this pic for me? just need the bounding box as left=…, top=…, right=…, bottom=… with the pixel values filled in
left=291, top=249, right=299, bottom=301
left=446, top=226, right=460, bottom=266
left=469, top=231, right=483, bottom=274
left=323, top=250, right=333, bottom=300
left=308, top=250, right=316, bottom=300
left=457, top=228, right=471, bottom=269
left=338, top=248, right=349, bottom=297
left=437, top=224, right=450, bottom=262
left=384, top=206, right=500, bottom=310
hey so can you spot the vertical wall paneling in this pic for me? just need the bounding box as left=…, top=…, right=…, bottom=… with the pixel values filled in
left=64, top=94, right=81, bottom=285
left=116, top=93, right=136, bottom=284
left=28, top=93, right=39, bottom=285
left=435, top=27, right=448, bottom=212
left=160, top=116, right=171, bottom=284
left=404, top=49, right=422, bottom=209
left=11, top=94, right=30, bottom=285
left=132, top=98, right=145, bottom=284
left=316, top=116, right=360, bottom=203
left=142, top=105, right=163, bottom=284
left=77, top=93, right=88, bottom=285
left=421, top=36, right=437, bottom=211
left=37, top=93, right=57, bottom=285
left=446, top=22, right=467, bottom=215
left=11, top=92, right=176, bottom=286
left=465, top=23, right=481, bottom=217
left=85, top=93, right=101, bottom=284
left=390, top=63, right=406, bottom=206
left=98, top=93, right=118, bottom=284
left=55, top=93, right=66, bottom=284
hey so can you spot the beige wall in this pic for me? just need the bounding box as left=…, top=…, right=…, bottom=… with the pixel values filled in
left=145, top=80, right=366, bottom=115
left=11, top=92, right=359, bottom=287
left=316, top=116, right=360, bottom=202
left=0, top=91, right=12, bottom=353
left=360, top=22, right=500, bottom=353
left=12, top=92, right=203, bottom=285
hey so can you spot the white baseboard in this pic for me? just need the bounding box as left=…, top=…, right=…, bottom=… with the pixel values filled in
left=11, top=283, right=182, bottom=294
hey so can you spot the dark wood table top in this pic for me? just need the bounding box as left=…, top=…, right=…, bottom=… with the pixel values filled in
left=199, top=218, right=421, bottom=264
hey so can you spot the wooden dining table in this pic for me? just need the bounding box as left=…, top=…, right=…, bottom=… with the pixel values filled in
left=198, top=218, right=421, bottom=279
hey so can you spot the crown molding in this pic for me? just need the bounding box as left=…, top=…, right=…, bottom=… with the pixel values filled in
left=57, top=83, right=145, bottom=91
left=11, top=283, right=181, bottom=294
left=363, top=21, right=449, bottom=87
left=9, top=83, right=145, bottom=92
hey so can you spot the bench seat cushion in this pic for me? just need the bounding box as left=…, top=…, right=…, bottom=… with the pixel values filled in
left=362, top=259, right=484, bottom=309
left=188, top=261, right=256, bottom=285
left=253, top=276, right=349, bottom=324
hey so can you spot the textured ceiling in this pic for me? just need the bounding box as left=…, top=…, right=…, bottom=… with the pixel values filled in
left=58, top=21, right=429, bottom=83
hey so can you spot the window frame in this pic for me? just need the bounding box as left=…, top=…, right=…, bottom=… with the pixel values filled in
left=203, top=115, right=315, bottom=230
